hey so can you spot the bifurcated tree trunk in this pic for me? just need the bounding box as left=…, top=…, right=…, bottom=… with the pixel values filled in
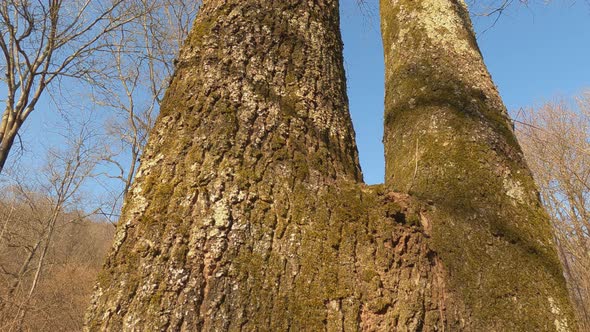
left=86, top=0, right=576, bottom=331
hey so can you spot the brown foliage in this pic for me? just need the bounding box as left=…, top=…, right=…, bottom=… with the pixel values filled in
left=517, top=92, right=590, bottom=330
left=0, top=194, right=114, bottom=332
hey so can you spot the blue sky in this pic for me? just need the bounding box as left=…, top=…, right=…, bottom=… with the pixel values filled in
left=341, top=0, right=590, bottom=184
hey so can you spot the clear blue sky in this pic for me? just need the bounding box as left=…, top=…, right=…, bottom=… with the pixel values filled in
left=340, top=0, right=590, bottom=184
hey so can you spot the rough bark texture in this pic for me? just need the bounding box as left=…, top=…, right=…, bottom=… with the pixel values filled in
left=86, top=0, right=448, bottom=330
left=381, top=0, right=576, bottom=330
left=85, top=0, right=576, bottom=331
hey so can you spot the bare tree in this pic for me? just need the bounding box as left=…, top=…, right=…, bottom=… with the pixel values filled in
left=0, top=114, right=108, bottom=331
left=516, top=95, right=590, bottom=330
left=0, top=0, right=143, bottom=174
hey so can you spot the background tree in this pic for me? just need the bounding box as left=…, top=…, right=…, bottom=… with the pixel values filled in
left=0, top=0, right=157, bottom=174
left=0, top=115, right=113, bottom=331
left=517, top=95, right=590, bottom=330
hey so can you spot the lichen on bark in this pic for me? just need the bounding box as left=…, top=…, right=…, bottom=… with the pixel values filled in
left=85, top=0, right=577, bottom=330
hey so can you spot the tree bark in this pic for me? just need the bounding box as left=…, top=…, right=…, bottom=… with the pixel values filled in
left=0, top=125, right=18, bottom=174
left=86, top=0, right=577, bottom=331
left=381, top=0, right=576, bottom=330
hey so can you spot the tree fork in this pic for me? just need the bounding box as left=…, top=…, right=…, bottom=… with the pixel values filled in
left=381, top=0, right=576, bottom=329
left=84, top=0, right=440, bottom=330
left=86, top=0, right=576, bottom=330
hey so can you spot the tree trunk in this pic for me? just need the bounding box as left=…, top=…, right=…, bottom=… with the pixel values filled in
left=0, top=126, right=18, bottom=174
left=381, top=0, right=576, bottom=330
left=86, top=0, right=577, bottom=331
